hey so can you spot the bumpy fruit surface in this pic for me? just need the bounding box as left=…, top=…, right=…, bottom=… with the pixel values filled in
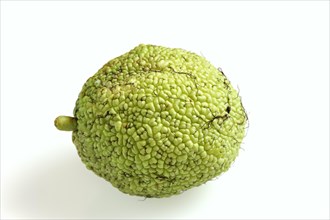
left=55, top=44, right=247, bottom=198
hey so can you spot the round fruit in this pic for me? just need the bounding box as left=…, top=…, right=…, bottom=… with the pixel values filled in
left=55, top=44, right=247, bottom=198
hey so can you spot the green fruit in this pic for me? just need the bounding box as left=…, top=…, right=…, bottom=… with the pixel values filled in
left=55, top=44, right=247, bottom=198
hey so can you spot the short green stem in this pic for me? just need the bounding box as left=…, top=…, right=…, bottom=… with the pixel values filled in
left=54, top=116, right=77, bottom=131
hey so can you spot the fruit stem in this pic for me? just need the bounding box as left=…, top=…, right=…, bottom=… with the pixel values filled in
left=54, top=116, right=77, bottom=131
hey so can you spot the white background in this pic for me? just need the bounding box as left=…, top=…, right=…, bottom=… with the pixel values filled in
left=1, top=1, right=329, bottom=219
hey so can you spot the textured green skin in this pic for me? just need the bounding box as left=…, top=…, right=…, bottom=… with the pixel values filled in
left=72, top=44, right=246, bottom=198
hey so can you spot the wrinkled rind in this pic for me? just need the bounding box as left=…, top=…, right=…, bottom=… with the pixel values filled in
left=72, top=44, right=246, bottom=198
